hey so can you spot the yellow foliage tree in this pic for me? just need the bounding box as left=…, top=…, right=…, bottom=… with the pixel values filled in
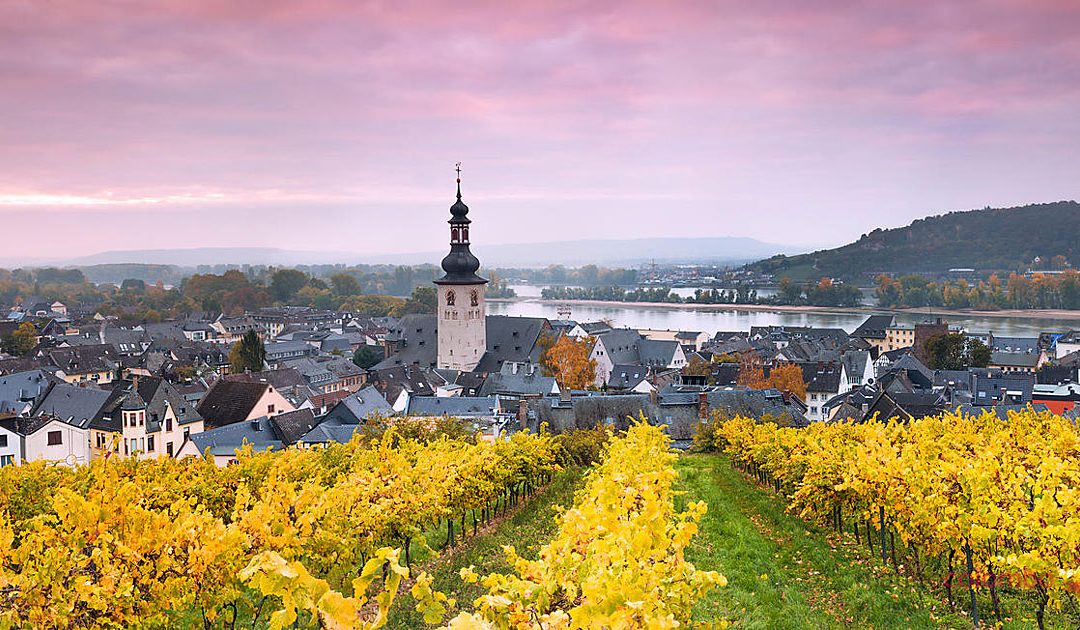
left=544, top=335, right=597, bottom=391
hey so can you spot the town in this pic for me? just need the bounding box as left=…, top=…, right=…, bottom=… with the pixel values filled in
left=2, top=182, right=1078, bottom=470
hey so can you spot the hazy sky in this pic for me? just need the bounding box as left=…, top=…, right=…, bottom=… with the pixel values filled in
left=2, top=0, right=1079, bottom=262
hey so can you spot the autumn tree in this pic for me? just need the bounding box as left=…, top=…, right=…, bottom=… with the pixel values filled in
left=764, top=362, right=807, bottom=401
left=544, top=335, right=597, bottom=391
left=229, top=330, right=266, bottom=373
left=736, top=352, right=767, bottom=389
left=1, top=321, right=37, bottom=356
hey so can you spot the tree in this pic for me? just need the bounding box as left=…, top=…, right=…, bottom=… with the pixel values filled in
left=229, top=330, right=266, bottom=373
left=2, top=322, right=37, bottom=356
left=925, top=333, right=992, bottom=370
left=352, top=345, right=383, bottom=370
left=777, top=277, right=803, bottom=305
left=736, top=353, right=767, bottom=389
left=270, top=269, right=309, bottom=302
left=330, top=273, right=362, bottom=297
left=544, top=335, right=597, bottom=391
left=764, top=363, right=807, bottom=401
left=393, top=286, right=437, bottom=315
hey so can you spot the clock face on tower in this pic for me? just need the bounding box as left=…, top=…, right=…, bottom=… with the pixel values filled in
left=470, top=289, right=479, bottom=307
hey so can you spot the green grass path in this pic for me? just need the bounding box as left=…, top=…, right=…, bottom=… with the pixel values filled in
left=386, top=467, right=586, bottom=628
left=678, top=454, right=973, bottom=629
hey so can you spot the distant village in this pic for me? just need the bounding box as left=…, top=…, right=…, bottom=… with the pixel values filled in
left=1, top=183, right=1079, bottom=469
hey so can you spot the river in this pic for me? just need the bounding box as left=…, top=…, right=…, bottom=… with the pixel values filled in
left=492, top=286, right=1077, bottom=337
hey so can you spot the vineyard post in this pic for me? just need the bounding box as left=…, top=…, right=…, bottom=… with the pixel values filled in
left=879, top=506, right=886, bottom=566
left=963, top=541, right=979, bottom=627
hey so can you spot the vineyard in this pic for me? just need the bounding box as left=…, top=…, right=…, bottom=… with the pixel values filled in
left=0, top=421, right=722, bottom=628
left=0, top=424, right=564, bottom=627
left=709, top=409, right=1080, bottom=629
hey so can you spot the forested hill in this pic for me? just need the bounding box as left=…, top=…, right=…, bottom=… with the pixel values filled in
left=749, top=201, right=1079, bottom=282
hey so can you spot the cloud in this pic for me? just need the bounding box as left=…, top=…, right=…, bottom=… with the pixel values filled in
left=0, top=0, right=1077, bottom=258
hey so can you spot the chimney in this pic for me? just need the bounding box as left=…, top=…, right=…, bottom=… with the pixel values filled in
left=648, top=388, right=658, bottom=405
left=559, top=387, right=571, bottom=404
left=698, top=391, right=708, bottom=419
left=517, top=399, right=528, bottom=430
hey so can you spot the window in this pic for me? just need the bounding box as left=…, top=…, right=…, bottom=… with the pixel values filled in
left=184, top=428, right=190, bottom=440
left=166, top=417, right=173, bottom=432
left=166, top=442, right=174, bottom=457
left=131, top=439, right=138, bottom=453
left=0, top=435, right=6, bottom=448
left=47, top=431, right=62, bottom=446
left=147, top=436, right=155, bottom=452
left=268, top=404, right=275, bottom=414
left=0, top=455, right=12, bottom=467
left=138, top=412, right=144, bottom=426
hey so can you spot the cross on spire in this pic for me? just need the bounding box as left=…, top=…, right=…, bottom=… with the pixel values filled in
left=455, top=162, right=462, bottom=199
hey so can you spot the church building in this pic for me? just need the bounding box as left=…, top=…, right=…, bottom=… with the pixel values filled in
left=434, top=167, right=488, bottom=371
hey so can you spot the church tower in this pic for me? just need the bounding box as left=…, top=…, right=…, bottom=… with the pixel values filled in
left=435, top=164, right=488, bottom=371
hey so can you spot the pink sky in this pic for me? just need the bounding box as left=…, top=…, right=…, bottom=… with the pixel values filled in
left=2, top=0, right=1078, bottom=262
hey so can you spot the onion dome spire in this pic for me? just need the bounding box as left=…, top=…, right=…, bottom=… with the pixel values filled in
left=435, top=163, right=487, bottom=285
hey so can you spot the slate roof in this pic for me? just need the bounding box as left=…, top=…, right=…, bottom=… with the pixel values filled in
left=196, top=380, right=271, bottom=428
left=369, top=365, right=435, bottom=403
left=595, top=329, right=642, bottom=365
left=376, top=314, right=550, bottom=374
left=41, top=344, right=119, bottom=376
left=406, top=395, right=501, bottom=417
left=322, top=387, right=393, bottom=424
left=30, top=382, right=114, bottom=428
left=638, top=339, right=680, bottom=367
left=479, top=364, right=558, bottom=397
left=605, top=364, right=650, bottom=390
left=269, top=408, right=319, bottom=445
left=188, top=416, right=283, bottom=457
left=841, top=350, right=872, bottom=383
left=0, top=369, right=58, bottom=412
left=852, top=315, right=896, bottom=340
left=796, top=362, right=843, bottom=394
left=989, top=352, right=1040, bottom=368
left=227, top=368, right=308, bottom=391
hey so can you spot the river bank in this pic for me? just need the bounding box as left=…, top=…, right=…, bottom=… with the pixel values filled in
left=488, top=297, right=1080, bottom=323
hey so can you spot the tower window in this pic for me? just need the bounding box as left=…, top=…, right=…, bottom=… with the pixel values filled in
left=446, top=291, right=456, bottom=306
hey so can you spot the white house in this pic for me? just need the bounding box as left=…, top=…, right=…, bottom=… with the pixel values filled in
left=0, top=423, right=21, bottom=468
left=1, top=416, right=93, bottom=467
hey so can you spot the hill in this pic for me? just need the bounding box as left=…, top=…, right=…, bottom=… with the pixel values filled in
left=748, top=201, right=1080, bottom=282
left=53, top=236, right=803, bottom=269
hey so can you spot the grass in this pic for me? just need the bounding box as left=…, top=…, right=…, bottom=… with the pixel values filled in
left=385, top=467, right=586, bottom=628
left=678, top=453, right=978, bottom=629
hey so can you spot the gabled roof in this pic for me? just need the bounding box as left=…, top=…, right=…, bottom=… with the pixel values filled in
left=479, top=366, right=558, bottom=397
left=989, top=352, right=1039, bottom=368
left=406, top=395, right=501, bottom=417
left=188, top=416, right=283, bottom=457
left=638, top=339, right=680, bottom=367
left=196, top=380, right=270, bottom=427
left=595, top=329, right=642, bottom=365
left=606, top=364, right=650, bottom=390
left=269, top=408, right=319, bottom=445
left=852, top=315, right=896, bottom=340
left=323, top=386, right=393, bottom=424
left=30, top=382, right=114, bottom=429
left=227, top=368, right=308, bottom=391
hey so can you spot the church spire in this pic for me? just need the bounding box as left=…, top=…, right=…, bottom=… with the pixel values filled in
left=435, top=163, right=487, bottom=286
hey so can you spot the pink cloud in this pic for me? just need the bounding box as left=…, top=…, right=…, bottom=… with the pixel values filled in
left=0, top=0, right=1077, bottom=259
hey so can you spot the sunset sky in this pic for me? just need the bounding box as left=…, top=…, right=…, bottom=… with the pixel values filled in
left=2, top=0, right=1078, bottom=263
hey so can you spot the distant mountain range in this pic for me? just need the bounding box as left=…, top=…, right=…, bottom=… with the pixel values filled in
left=747, top=201, right=1080, bottom=282
left=55, top=236, right=803, bottom=269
